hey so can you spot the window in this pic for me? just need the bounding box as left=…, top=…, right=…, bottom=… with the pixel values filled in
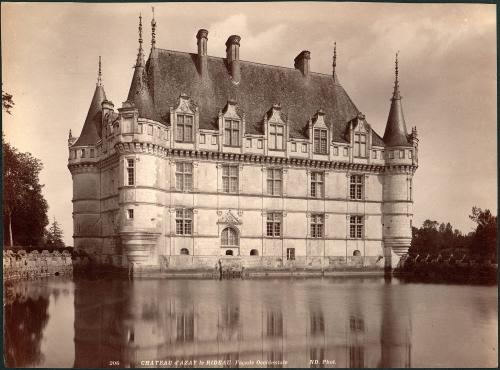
left=81, top=149, right=86, bottom=158
left=389, top=150, right=394, bottom=159
left=310, top=214, right=324, bottom=238
left=310, top=172, right=324, bottom=198
left=90, top=149, right=95, bottom=158
left=176, top=209, right=193, bottom=235
left=302, top=143, right=307, bottom=153
left=409, top=178, right=413, bottom=201
left=399, top=150, right=405, bottom=159
left=246, top=138, right=252, bottom=148
left=71, top=150, right=76, bottom=159
left=176, top=162, right=193, bottom=191
left=353, top=250, right=361, bottom=256
left=349, top=216, right=363, bottom=239
left=333, top=146, right=339, bottom=156
left=291, top=142, right=297, bottom=152
left=266, top=212, right=282, bottom=237
left=372, top=150, right=377, bottom=159
left=257, top=140, right=263, bottom=149
left=211, top=135, right=217, bottom=145
left=408, top=150, right=413, bottom=159
left=266, top=168, right=282, bottom=196
left=221, top=227, right=239, bottom=246
left=350, top=175, right=364, bottom=200
left=250, top=249, right=259, bottom=256
left=353, top=133, right=366, bottom=157
left=180, top=248, right=189, bottom=255
left=286, top=248, right=295, bottom=261
left=147, top=124, right=153, bottom=135
left=225, top=250, right=233, bottom=256
left=224, top=119, right=240, bottom=146
left=127, top=209, right=134, bottom=219
left=176, top=114, right=194, bottom=142
left=269, top=124, right=284, bottom=150
left=343, top=147, right=348, bottom=156
left=127, top=159, right=135, bottom=186
left=314, top=129, right=328, bottom=154
left=222, top=165, right=238, bottom=193
left=200, top=134, right=206, bottom=144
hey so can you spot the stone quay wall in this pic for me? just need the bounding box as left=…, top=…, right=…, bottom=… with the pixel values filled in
left=3, top=249, right=86, bottom=281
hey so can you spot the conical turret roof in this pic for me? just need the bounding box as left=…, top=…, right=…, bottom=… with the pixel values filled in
left=383, top=53, right=410, bottom=147
left=73, top=84, right=106, bottom=146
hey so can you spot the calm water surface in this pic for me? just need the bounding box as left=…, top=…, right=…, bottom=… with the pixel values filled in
left=3, top=277, right=498, bottom=368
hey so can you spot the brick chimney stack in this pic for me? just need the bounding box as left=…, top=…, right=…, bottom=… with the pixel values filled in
left=196, top=29, right=208, bottom=79
left=226, top=35, right=241, bottom=84
left=294, top=50, right=311, bottom=77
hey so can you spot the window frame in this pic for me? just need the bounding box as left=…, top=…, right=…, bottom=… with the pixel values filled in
left=126, top=158, right=135, bottom=186
left=222, top=164, right=239, bottom=194
left=286, top=247, right=295, bottom=261
left=349, top=215, right=364, bottom=239
left=310, top=214, right=324, bottom=238
left=223, top=119, right=240, bottom=147
left=175, top=162, right=193, bottom=192
left=221, top=227, right=239, bottom=246
left=175, top=209, right=193, bottom=235
left=313, top=128, right=328, bottom=154
left=269, top=123, right=285, bottom=151
left=266, top=168, right=283, bottom=196
left=266, top=212, right=282, bottom=237
left=353, top=133, right=367, bottom=158
left=349, top=174, right=364, bottom=200
left=176, top=114, right=194, bottom=143
left=310, top=171, right=324, bottom=198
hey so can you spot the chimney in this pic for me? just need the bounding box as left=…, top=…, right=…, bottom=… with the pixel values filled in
left=196, top=29, right=208, bottom=78
left=226, top=35, right=241, bottom=84
left=294, top=50, right=311, bottom=77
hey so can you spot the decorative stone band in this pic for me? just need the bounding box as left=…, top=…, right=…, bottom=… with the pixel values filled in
left=119, top=229, right=161, bottom=265
left=383, top=237, right=411, bottom=256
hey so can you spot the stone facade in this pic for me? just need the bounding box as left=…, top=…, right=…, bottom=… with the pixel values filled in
left=67, top=19, right=419, bottom=274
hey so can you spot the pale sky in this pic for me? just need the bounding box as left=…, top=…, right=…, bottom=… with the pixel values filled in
left=1, top=2, right=497, bottom=245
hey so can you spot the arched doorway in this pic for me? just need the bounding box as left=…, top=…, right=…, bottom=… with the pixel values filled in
left=225, top=250, right=233, bottom=256
left=180, top=248, right=189, bottom=255
left=221, top=227, right=239, bottom=246
left=250, top=249, right=259, bottom=256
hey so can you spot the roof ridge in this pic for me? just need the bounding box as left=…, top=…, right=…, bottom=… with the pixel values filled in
left=156, top=48, right=341, bottom=80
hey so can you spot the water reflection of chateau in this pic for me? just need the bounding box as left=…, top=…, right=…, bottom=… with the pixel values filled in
left=73, top=278, right=412, bottom=368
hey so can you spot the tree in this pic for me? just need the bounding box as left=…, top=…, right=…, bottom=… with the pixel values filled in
left=2, top=88, right=14, bottom=114
left=3, top=138, right=49, bottom=247
left=45, top=218, right=65, bottom=250
left=469, top=207, right=497, bottom=259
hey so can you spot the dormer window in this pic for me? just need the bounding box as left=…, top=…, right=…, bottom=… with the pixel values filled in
left=314, top=128, right=328, bottom=154
left=353, top=133, right=366, bottom=158
left=269, top=124, right=284, bottom=150
left=176, top=114, right=194, bottom=142
left=223, top=119, right=240, bottom=146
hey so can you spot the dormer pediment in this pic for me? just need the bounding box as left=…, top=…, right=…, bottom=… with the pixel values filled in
left=221, top=99, right=244, bottom=120
left=266, top=103, right=287, bottom=125
left=174, top=93, right=197, bottom=115
left=311, top=108, right=327, bottom=129
left=352, top=112, right=370, bottom=133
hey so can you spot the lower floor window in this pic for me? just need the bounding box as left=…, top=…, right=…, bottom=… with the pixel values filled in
left=266, top=212, right=282, bottom=237
left=310, top=214, right=324, bottom=238
left=349, top=216, right=363, bottom=239
left=176, top=209, right=193, bottom=235
left=286, top=248, right=295, bottom=261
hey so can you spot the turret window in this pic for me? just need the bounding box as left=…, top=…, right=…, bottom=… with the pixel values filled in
left=408, top=150, right=413, bottom=159
left=314, top=129, right=328, bottom=154
left=176, top=114, right=194, bottom=142
left=126, top=159, right=135, bottom=186
left=223, top=119, right=240, bottom=146
left=350, top=175, right=364, bottom=200
left=269, top=124, right=284, bottom=150
left=353, top=133, right=366, bottom=157
left=399, top=150, right=405, bottom=159
left=349, top=216, right=363, bottom=239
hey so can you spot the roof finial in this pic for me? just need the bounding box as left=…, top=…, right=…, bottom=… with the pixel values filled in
left=332, top=42, right=338, bottom=82
left=135, top=14, right=145, bottom=66
left=392, top=50, right=401, bottom=99
left=151, top=6, right=156, bottom=49
left=97, top=56, right=102, bottom=86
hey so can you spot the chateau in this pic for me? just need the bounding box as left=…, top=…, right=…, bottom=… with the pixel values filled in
left=67, top=15, right=419, bottom=274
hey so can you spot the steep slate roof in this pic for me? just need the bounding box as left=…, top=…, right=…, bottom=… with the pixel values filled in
left=73, top=85, right=106, bottom=146
left=383, top=91, right=411, bottom=147
left=144, top=49, right=385, bottom=145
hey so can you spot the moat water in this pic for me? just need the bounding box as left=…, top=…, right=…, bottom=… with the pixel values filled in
left=3, top=276, right=498, bottom=368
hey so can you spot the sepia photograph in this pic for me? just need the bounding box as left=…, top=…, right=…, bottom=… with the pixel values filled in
left=1, top=2, right=497, bottom=368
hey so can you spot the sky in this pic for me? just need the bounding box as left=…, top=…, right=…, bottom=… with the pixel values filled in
left=1, top=2, right=497, bottom=245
